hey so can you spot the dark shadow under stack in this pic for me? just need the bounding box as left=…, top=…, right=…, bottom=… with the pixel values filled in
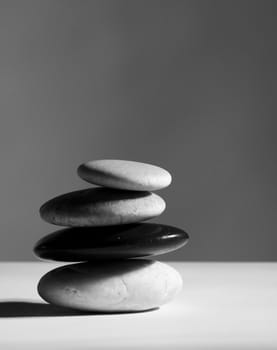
left=34, top=160, right=189, bottom=312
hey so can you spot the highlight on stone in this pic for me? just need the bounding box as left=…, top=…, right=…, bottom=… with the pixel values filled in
left=34, top=159, right=189, bottom=312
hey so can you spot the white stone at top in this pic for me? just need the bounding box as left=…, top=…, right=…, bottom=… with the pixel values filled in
left=77, top=159, right=172, bottom=191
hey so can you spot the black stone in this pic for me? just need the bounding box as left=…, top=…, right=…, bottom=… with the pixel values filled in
left=34, top=224, right=189, bottom=261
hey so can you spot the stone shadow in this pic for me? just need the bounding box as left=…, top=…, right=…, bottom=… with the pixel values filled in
left=0, top=301, right=158, bottom=317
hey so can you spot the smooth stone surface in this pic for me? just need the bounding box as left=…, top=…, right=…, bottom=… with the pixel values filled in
left=34, top=224, right=189, bottom=261
left=40, top=188, right=165, bottom=227
left=77, top=159, right=172, bottom=191
left=38, top=260, right=183, bottom=312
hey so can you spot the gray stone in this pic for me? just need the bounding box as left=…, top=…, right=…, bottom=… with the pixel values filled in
left=38, top=260, right=182, bottom=312
left=40, top=188, right=165, bottom=226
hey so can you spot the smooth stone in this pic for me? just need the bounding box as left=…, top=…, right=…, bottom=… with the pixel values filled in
left=38, top=260, right=182, bottom=312
left=40, top=188, right=165, bottom=227
left=34, top=224, right=189, bottom=261
left=77, top=159, right=172, bottom=191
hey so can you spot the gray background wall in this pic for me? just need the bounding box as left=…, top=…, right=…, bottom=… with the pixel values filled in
left=0, top=0, right=276, bottom=261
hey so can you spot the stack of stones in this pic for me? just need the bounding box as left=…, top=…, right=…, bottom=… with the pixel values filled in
left=34, top=160, right=189, bottom=313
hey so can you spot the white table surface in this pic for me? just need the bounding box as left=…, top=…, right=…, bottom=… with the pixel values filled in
left=0, top=262, right=276, bottom=349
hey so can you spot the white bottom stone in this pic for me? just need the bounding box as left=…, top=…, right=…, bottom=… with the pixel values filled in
left=38, top=260, right=182, bottom=312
